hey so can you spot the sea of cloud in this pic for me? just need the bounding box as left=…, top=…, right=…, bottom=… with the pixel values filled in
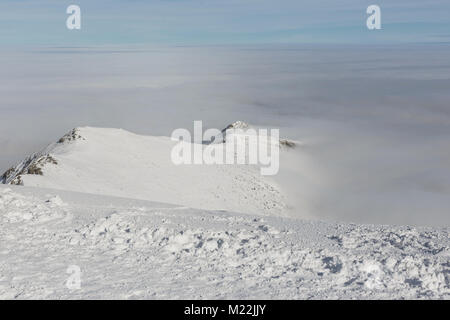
left=1, top=44, right=449, bottom=226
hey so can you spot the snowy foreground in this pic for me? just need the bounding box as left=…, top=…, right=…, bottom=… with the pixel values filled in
left=0, top=184, right=448, bottom=299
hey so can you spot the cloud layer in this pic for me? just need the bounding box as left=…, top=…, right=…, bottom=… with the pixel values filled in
left=1, top=44, right=450, bottom=226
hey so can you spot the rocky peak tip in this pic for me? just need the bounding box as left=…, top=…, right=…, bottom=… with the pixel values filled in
left=57, top=128, right=85, bottom=144
left=221, top=121, right=250, bottom=133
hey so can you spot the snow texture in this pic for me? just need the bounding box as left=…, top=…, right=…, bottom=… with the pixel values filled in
left=1, top=126, right=448, bottom=299
left=0, top=185, right=448, bottom=299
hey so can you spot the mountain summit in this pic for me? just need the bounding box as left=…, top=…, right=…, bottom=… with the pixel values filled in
left=1, top=126, right=287, bottom=215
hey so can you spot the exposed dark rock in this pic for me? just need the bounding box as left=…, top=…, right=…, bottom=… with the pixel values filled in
left=280, top=139, right=296, bottom=149
left=58, top=128, right=84, bottom=144
left=1, top=167, right=15, bottom=184
left=10, top=176, right=23, bottom=186
left=1, top=128, right=78, bottom=185
left=1, top=155, right=59, bottom=185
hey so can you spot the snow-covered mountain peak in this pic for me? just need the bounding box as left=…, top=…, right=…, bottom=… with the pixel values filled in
left=221, top=120, right=250, bottom=132
left=1, top=126, right=287, bottom=215
left=214, top=121, right=296, bottom=150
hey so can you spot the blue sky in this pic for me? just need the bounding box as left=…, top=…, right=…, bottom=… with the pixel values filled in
left=1, top=0, right=450, bottom=46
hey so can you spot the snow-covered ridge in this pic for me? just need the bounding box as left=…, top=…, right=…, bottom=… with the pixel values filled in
left=1, top=124, right=291, bottom=215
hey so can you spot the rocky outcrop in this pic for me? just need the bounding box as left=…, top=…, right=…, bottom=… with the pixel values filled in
left=57, top=128, right=84, bottom=144
left=2, top=154, right=59, bottom=185
left=1, top=128, right=82, bottom=185
left=219, top=121, right=297, bottom=148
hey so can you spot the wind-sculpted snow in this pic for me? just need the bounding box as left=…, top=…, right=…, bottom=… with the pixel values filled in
left=0, top=186, right=448, bottom=299
left=0, top=189, right=68, bottom=223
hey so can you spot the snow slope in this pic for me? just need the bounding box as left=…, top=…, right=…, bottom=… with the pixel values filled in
left=1, top=126, right=448, bottom=299
left=0, top=185, right=448, bottom=299
left=1, top=126, right=287, bottom=216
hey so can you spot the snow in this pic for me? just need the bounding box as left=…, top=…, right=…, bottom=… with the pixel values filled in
left=4, top=126, right=286, bottom=216
left=0, top=185, right=448, bottom=299
left=1, top=126, right=449, bottom=299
